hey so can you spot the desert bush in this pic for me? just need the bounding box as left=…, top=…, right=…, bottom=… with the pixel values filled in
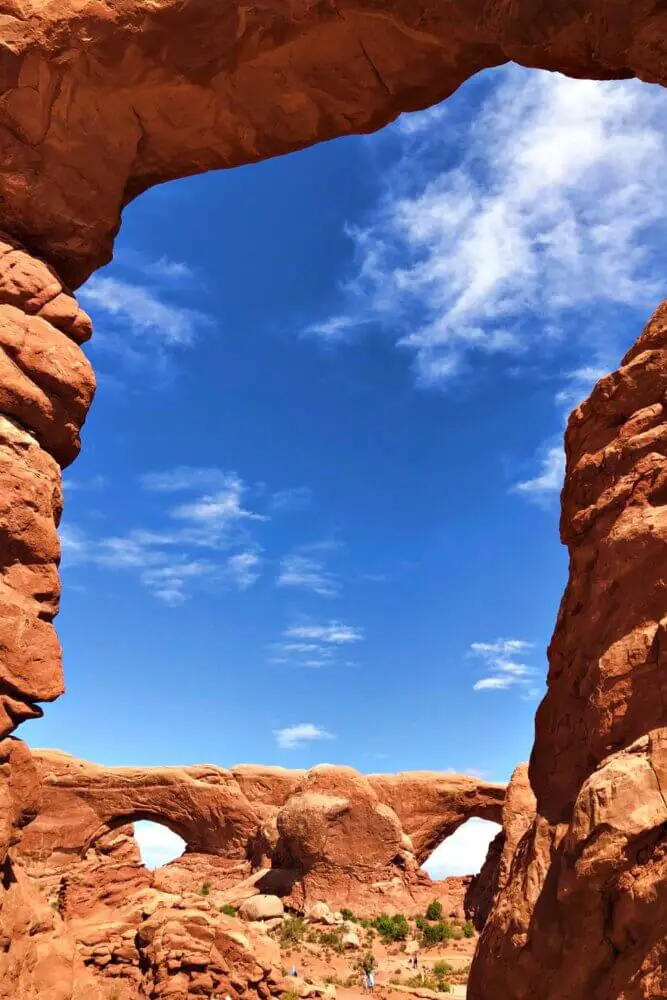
left=282, top=991, right=300, bottom=1000
left=200, top=882, right=211, bottom=897
left=318, top=929, right=346, bottom=954
left=373, top=913, right=409, bottom=943
left=358, top=952, right=377, bottom=975
left=433, top=961, right=453, bottom=977
left=340, top=907, right=357, bottom=922
left=421, top=920, right=456, bottom=947
left=462, top=921, right=475, bottom=938
left=425, top=901, right=443, bottom=921
left=219, top=903, right=237, bottom=917
left=280, top=917, right=306, bottom=944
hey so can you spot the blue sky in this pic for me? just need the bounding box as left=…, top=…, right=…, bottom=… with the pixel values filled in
left=24, top=65, right=667, bottom=873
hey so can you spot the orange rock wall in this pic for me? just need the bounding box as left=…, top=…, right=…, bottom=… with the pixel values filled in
left=469, top=306, right=667, bottom=1000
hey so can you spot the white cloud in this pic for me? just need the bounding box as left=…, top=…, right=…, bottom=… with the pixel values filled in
left=140, top=560, right=216, bottom=605
left=171, top=478, right=266, bottom=540
left=268, top=621, right=364, bottom=670
left=141, top=467, right=236, bottom=493
left=274, top=723, right=334, bottom=749
left=226, top=551, right=262, bottom=590
left=513, top=445, right=565, bottom=502
left=469, top=637, right=539, bottom=694
left=58, top=470, right=268, bottom=602
left=133, top=821, right=186, bottom=870
left=423, top=818, right=502, bottom=878
left=141, top=257, right=196, bottom=283
left=473, top=676, right=516, bottom=691
left=81, top=276, right=209, bottom=348
left=285, top=622, right=364, bottom=644
left=306, top=68, right=667, bottom=383
left=277, top=548, right=338, bottom=597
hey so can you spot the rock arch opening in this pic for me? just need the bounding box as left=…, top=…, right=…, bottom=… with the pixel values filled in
left=421, top=818, right=503, bottom=881
left=132, top=820, right=186, bottom=870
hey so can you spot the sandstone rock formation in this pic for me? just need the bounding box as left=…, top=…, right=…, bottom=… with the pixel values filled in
left=469, top=306, right=667, bottom=1000
left=19, top=751, right=504, bottom=915
left=1, top=2, right=667, bottom=998
left=0, top=236, right=94, bottom=736
left=2, top=0, right=667, bottom=291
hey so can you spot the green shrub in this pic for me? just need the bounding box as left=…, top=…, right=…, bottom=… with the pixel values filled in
left=359, top=952, right=377, bottom=975
left=318, top=929, right=345, bottom=954
left=200, top=882, right=211, bottom=897
left=340, top=907, right=356, bottom=922
left=373, top=913, right=409, bottom=943
left=414, top=915, right=427, bottom=931
left=433, top=962, right=453, bottom=977
left=421, top=920, right=456, bottom=947
left=421, top=922, right=444, bottom=946
left=462, top=921, right=475, bottom=938
left=219, top=903, right=237, bottom=917
left=280, top=917, right=306, bottom=944
left=425, top=901, right=443, bottom=921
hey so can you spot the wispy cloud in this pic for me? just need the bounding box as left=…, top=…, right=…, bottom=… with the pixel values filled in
left=305, top=69, right=667, bottom=384
left=141, top=467, right=236, bottom=493
left=270, top=487, right=313, bottom=512
left=62, top=474, right=107, bottom=493
left=141, top=257, right=197, bottom=283
left=226, top=551, right=263, bottom=590
left=285, top=622, right=364, bottom=644
left=274, top=723, right=334, bottom=750
left=268, top=620, right=365, bottom=670
left=469, top=638, right=539, bottom=693
left=512, top=445, right=565, bottom=505
left=79, top=253, right=212, bottom=376
left=277, top=543, right=339, bottom=597
left=59, top=467, right=269, bottom=604
left=81, top=276, right=209, bottom=348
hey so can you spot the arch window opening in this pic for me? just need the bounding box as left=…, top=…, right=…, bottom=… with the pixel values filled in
left=133, top=820, right=186, bottom=870
left=422, top=818, right=502, bottom=880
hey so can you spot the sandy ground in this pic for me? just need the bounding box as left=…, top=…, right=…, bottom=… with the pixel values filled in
left=281, top=932, right=476, bottom=999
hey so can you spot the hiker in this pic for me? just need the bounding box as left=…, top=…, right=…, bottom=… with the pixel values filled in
left=368, top=970, right=376, bottom=994
left=289, top=966, right=298, bottom=978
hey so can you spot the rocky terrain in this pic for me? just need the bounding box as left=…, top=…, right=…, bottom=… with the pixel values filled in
left=0, top=1, right=666, bottom=998
left=1, top=743, right=503, bottom=999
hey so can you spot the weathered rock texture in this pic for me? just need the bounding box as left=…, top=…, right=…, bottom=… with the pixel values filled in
left=1, top=2, right=667, bottom=998
left=2, top=0, right=667, bottom=290
left=19, top=751, right=504, bottom=914
left=470, top=306, right=667, bottom=1000
left=0, top=236, right=94, bottom=736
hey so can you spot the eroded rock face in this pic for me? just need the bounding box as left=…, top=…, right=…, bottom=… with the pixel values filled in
left=20, top=753, right=505, bottom=914
left=470, top=305, right=667, bottom=1000
left=0, top=236, right=94, bottom=736
left=0, top=4, right=666, bottom=997
left=2, top=0, right=667, bottom=288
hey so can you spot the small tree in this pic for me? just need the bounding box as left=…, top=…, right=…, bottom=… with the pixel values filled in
left=360, top=952, right=377, bottom=975
left=462, top=921, right=475, bottom=938
left=425, top=901, right=443, bottom=922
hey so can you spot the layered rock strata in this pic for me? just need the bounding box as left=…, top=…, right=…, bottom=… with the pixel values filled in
left=470, top=305, right=667, bottom=1000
